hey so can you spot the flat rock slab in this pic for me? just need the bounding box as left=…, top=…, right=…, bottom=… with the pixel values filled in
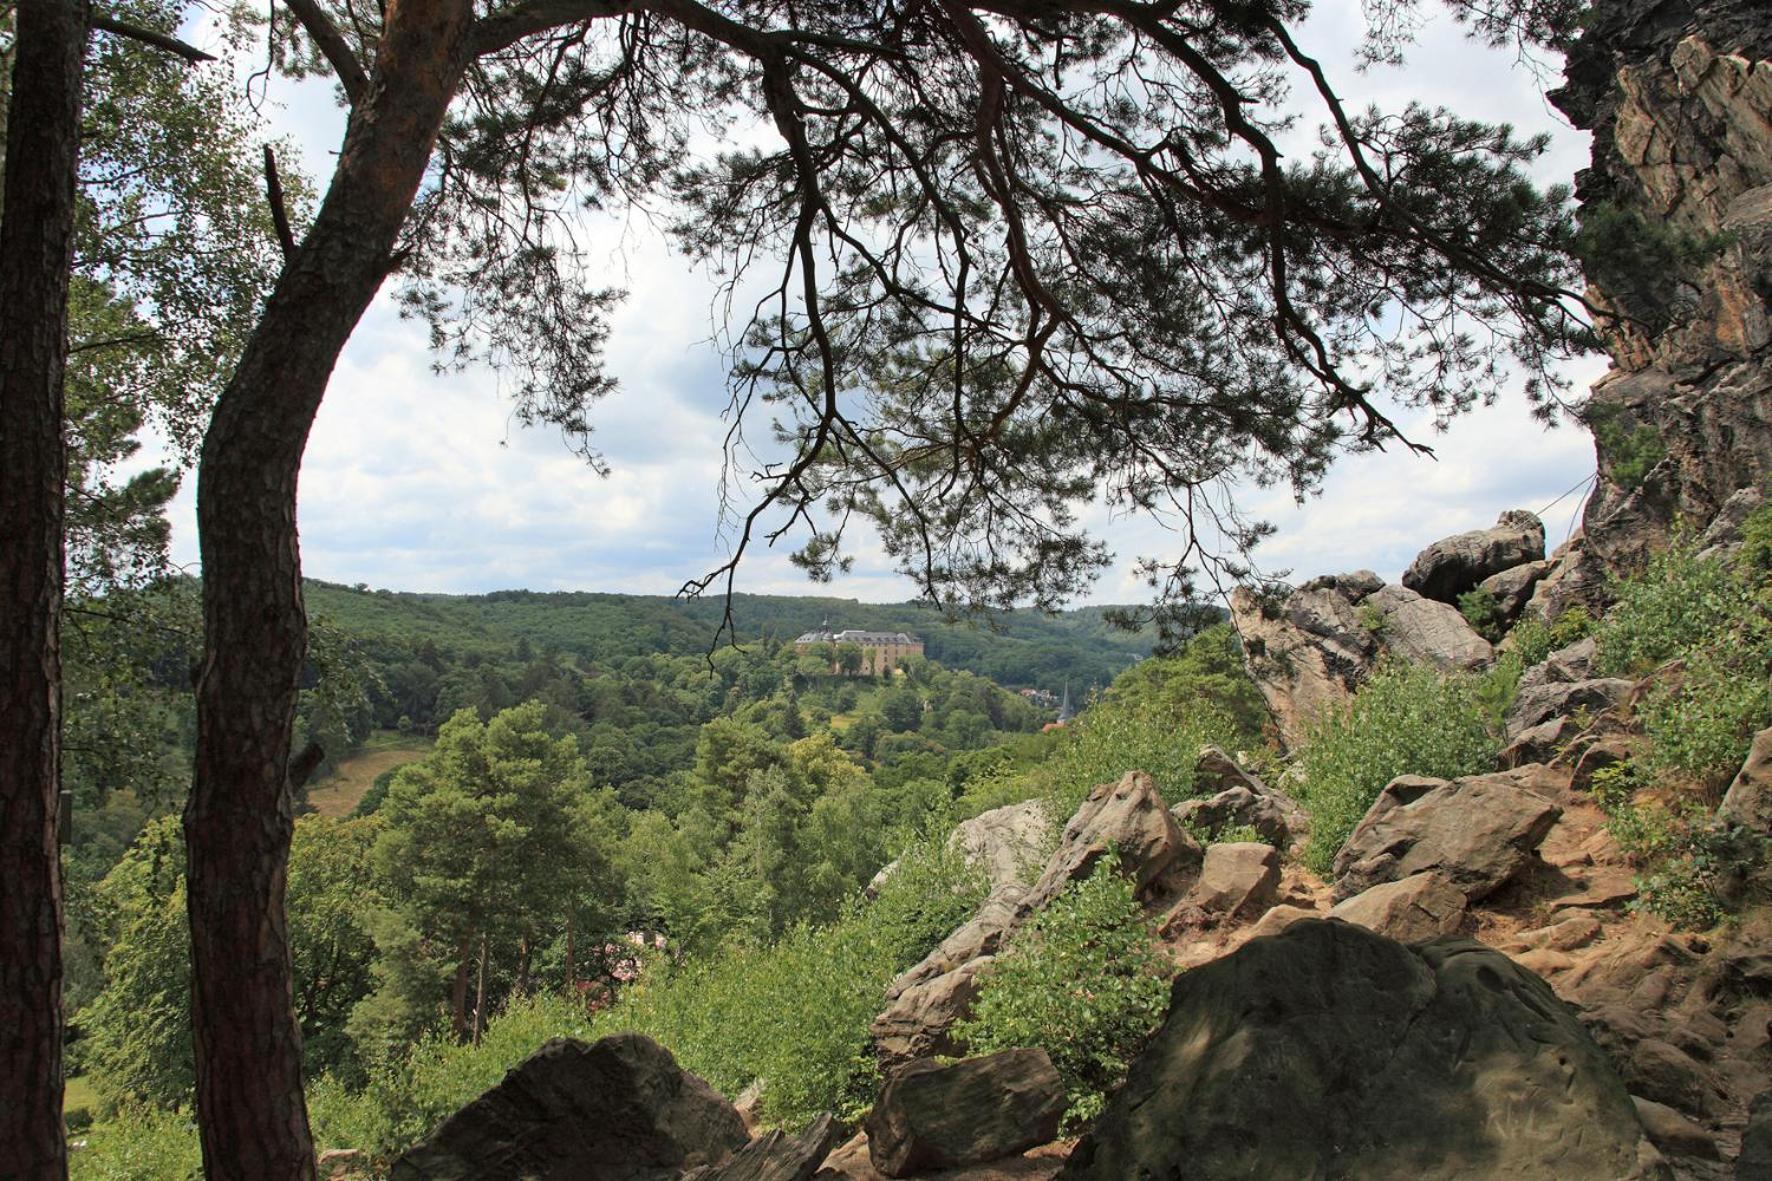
left=389, top=1034, right=747, bottom=1181
left=1332, top=773, right=1562, bottom=903
left=1505, top=678, right=1635, bottom=739
left=815, top=1135, right=1068, bottom=1181
left=1329, top=872, right=1466, bottom=944
left=684, top=1114, right=844, bottom=1181
left=865, top=1050, right=1066, bottom=1178
left=1060, top=920, right=1669, bottom=1181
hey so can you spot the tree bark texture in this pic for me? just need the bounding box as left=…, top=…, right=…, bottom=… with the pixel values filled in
left=184, top=5, right=474, bottom=1178
left=0, top=3, right=87, bottom=1178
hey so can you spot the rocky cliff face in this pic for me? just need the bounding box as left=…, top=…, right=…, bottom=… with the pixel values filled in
left=1551, top=0, right=1772, bottom=575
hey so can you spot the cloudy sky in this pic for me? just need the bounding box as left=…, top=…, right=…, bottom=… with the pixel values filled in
left=153, top=3, right=1609, bottom=609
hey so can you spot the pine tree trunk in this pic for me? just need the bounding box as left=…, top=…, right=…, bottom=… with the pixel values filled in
left=0, top=4, right=87, bottom=1177
left=451, top=934, right=473, bottom=1041
left=183, top=6, right=474, bottom=1178
left=471, top=932, right=490, bottom=1047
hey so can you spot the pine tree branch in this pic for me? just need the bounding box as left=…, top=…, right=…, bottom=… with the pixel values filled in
left=282, top=0, right=368, bottom=104
left=262, top=145, right=297, bottom=260
left=91, top=13, right=215, bottom=63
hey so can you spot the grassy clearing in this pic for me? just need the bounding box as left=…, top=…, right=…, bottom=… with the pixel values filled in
left=65, top=1075, right=97, bottom=1113
left=305, top=732, right=433, bottom=817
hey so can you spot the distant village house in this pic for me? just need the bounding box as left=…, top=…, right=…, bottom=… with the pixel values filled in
left=793, top=626, right=924, bottom=675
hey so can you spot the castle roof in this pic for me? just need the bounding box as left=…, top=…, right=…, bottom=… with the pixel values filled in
left=793, top=627, right=920, bottom=646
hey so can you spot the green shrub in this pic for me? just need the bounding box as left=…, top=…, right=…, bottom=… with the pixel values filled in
left=1457, top=588, right=1507, bottom=643
left=1508, top=604, right=1594, bottom=668
left=1589, top=762, right=1758, bottom=930
left=69, top=1106, right=200, bottom=1181
left=957, top=860, right=1172, bottom=1129
left=1294, top=663, right=1497, bottom=875
left=1639, top=648, right=1771, bottom=789
left=1589, top=407, right=1666, bottom=491
left=605, top=837, right=985, bottom=1127
left=1593, top=520, right=1772, bottom=789
left=1025, top=626, right=1267, bottom=819
left=1594, top=543, right=1753, bottom=677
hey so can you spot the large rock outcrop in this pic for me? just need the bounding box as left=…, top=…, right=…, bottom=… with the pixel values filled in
left=389, top=1035, right=748, bottom=1181
left=1230, top=572, right=1491, bottom=751
left=1402, top=510, right=1547, bottom=604
left=1551, top=0, right=1772, bottom=580
left=864, top=1051, right=1066, bottom=1178
left=1060, top=920, right=1670, bottom=1180
left=1331, top=773, right=1562, bottom=903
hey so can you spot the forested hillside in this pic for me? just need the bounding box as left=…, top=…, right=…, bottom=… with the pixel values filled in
left=304, top=582, right=1157, bottom=691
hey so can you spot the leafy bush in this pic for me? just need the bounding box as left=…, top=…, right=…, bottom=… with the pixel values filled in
left=1639, top=648, right=1771, bottom=789
left=1589, top=763, right=1760, bottom=930
left=1594, top=521, right=1772, bottom=788
left=1294, top=663, right=1497, bottom=875
left=1594, top=543, right=1754, bottom=677
left=1457, top=588, right=1507, bottom=643
left=1508, top=604, right=1594, bottom=668
left=957, top=860, right=1172, bottom=1129
left=606, top=837, right=984, bottom=1127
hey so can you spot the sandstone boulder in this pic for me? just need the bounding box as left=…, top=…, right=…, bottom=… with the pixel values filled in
left=1328, top=872, right=1466, bottom=944
left=1696, top=485, right=1766, bottom=561
left=1229, top=578, right=1382, bottom=751
left=1479, top=559, right=1553, bottom=620
left=389, top=1035, right=747, bottom=1181
left=1364, top=585, right=1493, bottom=670
left=1331, top=773, right=1561, bottom=903
left=1172, top=748, right=1305, bottom=848
left=1061, top=921, right=1668, bottom=1180
left=683, top=1114, right=843, bottom=1181
left=1022, top=772, right=1197, bottom=912
left=1497, top=716, right=1578, bottom=770
left=865, top=1051, right=1066, bottom=1178
left=949, top=802, right=1051, bottom=890
left=1231, top=574, right=1491, bottom=751
left=1505, top=677, right=1635, bottom=738
left=872, top=956, right=997, bottom=1073
left=1523, top=534, right=1609, bottom=624
left=884, top=886, right=1027, bottom=1002
left=1401, top=510, right=1547, bottom=604
left=1629, top=1097, right=1719, bottom=1162
left=1188, top=842, right=1279, bottom=918
left=1516, top=636, right=1600, bottom=695
left=1720, top=726, right=1772, bottom=835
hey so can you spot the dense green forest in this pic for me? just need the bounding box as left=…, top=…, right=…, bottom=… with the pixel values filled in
left=304, top=582, right=1157, bottom=691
